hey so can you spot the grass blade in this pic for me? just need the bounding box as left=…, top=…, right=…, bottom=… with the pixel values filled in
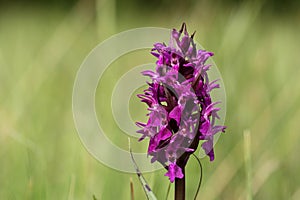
left=128, top=139, right=157, bottom=200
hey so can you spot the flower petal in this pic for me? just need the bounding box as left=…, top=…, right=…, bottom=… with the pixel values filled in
left=164, top=163, right=184, bottom=183
left=169, top=106, right=181, bottom=125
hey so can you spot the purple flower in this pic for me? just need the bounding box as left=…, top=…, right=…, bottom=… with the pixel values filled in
left=164, top=162, right=184, bottom=183
left=136, top=23, right=226, bottom=182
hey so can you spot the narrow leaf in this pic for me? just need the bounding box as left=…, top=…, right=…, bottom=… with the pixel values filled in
left=128, top=138, right=158, bottom=200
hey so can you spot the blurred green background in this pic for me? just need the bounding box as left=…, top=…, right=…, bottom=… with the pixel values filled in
left=1, top=0, right=300, bottom=199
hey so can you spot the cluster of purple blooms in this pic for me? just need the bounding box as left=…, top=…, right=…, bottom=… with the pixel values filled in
left=136, top=23, right=226, bottom=183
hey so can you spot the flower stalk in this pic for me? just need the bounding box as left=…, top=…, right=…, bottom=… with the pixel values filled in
left=175, top=167, right=185, bottom=200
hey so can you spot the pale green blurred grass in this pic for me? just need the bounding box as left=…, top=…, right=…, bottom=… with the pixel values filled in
left=1, top=1, right=300, bottom=199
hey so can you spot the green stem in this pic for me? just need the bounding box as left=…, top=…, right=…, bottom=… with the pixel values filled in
left=192, top=154, right=203, bottom=200
left=175, top=167, right=185, bottom=200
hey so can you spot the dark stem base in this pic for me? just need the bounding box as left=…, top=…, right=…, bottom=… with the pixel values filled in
left=175, top=168, right=185, bottom=200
